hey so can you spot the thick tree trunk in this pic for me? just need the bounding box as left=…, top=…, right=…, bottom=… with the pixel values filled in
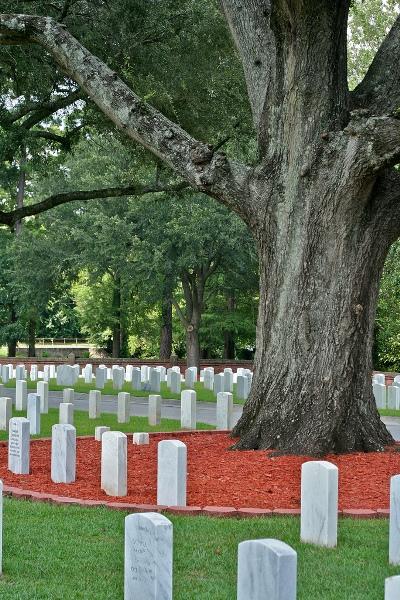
left=112, top=275, right=121, bottom=358
left=223, top=292, right=235, bottom=359
left=186, top=324, right=200, bottom=369
left=160, top=280, right=173, bottom=360
left=233, top=176, right=394, bottom=454
left=27, top=316, right=36, bottom=357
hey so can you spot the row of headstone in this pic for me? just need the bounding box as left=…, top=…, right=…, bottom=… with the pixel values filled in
left=124, top=511, right=297, bottom=600
left=100, top=431, right=188, bottom=504
left=372, top=373, right=400, bottom=410
left=123, top=509, right=400, bottom=600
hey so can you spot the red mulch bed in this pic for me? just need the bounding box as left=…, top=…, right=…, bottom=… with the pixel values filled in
left=0, top=432, right=399, bottom=510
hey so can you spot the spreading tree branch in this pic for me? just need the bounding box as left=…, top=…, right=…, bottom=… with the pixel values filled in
left=0, top=181, right=189, bottom=227
left=3, top=88, right=81, bottom=126
left=0, top=14, right=251, bottom=215
left=220, top=0, right=273, bottom=151
left=351, top=14, right=400, bottom=116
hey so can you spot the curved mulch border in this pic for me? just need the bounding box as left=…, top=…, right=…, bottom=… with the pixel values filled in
left=0, top=432, right=392, bottom=519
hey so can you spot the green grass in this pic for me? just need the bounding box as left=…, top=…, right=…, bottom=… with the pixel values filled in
left=3, top=378, right=245, bottom=404
left=0, top=499, right=396, bottom=599
left=380, top=409, right=400, bottom=417
left=0, top=406, right=212, bottom=441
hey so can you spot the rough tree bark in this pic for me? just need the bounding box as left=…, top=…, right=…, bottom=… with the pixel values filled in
left=159, top=279, right=173, bottom=360
left=111, top=274, right=122, bottom=358
left=223, top=291, right=236, bottom=359
left=1, top=6, right=400, bottom=453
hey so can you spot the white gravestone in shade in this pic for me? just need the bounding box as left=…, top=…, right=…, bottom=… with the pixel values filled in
left=8, top=417, right=30, bottom=474
left=113, top=366, right=125, bottom=390
left=157, top=440, right=187, bottom=506
left=213, top=373, right=225, bottom=396
left=63, top=388, right=74, bottom=404
left=184, top=367, right=197, bottom=389
left=59, top=402, right=74, bottom=425
left=388, top=386, right=400, bottom=410
left=89, top=390, right=101, bottom=419
left=236, top=375, right=249, bottom=400
left=43, top=365, right=50, bottom=382
left=37, top=381, right=49, bottom=414
left=0, top=397, right=12, bottom=431
left=149, top=395, right=161, bottom=426
left=27, top=393, right=41, bottom=435
left=30, top=365, right=38, bottom=381
left=389, top=474, right=400, bottom=564
left=1, top=365, right=8, bottom=384
left=300, top=460, right=338, bottom=547
left=51, top=424, right=76, bottom=483
left=124, top=512, right=172, bottom=600
left=15, top=379, right=27, bottom=411
left=141, top=365, right=150, bottom=383
left=223, top=369, right=233, bottom=392
left=132, top=368, right=142, bottom=391
left=101, top=431, right=127, bottom=496
left=181, top=390, right=196, bottom=430
left=95, top=425, right=110, bottom=441
left=203, top=369, right=214, bottom=390
left=216, top=392, right=233, bottom=430
left=373, top=373, right=386, bottom=384
left=133, top=432, right=150, bottom=445
left=157, top=366, right=166, bottom=382
left=95, top=366, right=106, bottom=389
left=237, top=539, right=297, bottom=600
left=84, top=364, right=93, bottom=384
left=373, top=382, right=386, bottom=409
left=15, top=364, right=26, bottom=381
left=169, top=371, right=181, bottom=394
left=57, top=364, right=78, bottom=386
left=49, top=364, right=56, bottom=379
left=149, top=368, right=161, bottom=393
left=385, top=576, right=400, bottom=600
left=118, top=392, right=130, bottom=423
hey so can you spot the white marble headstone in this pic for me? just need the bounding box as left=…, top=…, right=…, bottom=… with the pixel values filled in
left=8, top=417, right=30, bottom=474
left=37, top=381, right=49, bottom=414
left=15, top=379, right=27, bottom=411
left=0, top=397, right=12, bottom=431
left=124, top=512, right=172, bottom=600
left=118, top=392, right=130, bottom=423
left=149, top=395, right=161, bottom=426
left=51, top=424, right=76, bottom=483
left=133, top=432, right=150, bottom=445
left=389, top=474, right=400, bottom=564
left=101, top=431, right=127, bottom=496
left=237, top=538, right=297, bottom=600
left=27, top=393, right=41, bottom=435
left=157, top=439, right=187, bottom=506
left=59, top=402, right=74, bottom=425
left=181, top=390, right=196, bottom=429
left=63, top=388, right=74, bottom=404
left=89, top=390, right=101, bottom=419
left=216, top=392, right=233, bottom=430
left=385, top=576, right=400, bottom=599
left=300, top=460, right=338, bottom=547
left=95, top=425, right=110, bottom=441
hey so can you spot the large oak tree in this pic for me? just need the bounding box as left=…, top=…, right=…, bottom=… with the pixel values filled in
left=1, top=2, right=399, bottom=453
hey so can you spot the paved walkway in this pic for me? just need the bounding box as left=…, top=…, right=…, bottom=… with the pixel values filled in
left=6, top=388, right=400, bottom=441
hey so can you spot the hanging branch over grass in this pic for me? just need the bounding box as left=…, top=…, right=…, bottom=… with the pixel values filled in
left=0, top=181, right=189, bottom=226
left=0, top=14, right=251, bottom=216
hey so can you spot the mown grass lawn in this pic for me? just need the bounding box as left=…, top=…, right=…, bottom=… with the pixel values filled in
left=3, top=379, right=245, bottom=404
left=0, top=499, right=396, bottom=599
left=0, top=407, right=212, bottom=441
